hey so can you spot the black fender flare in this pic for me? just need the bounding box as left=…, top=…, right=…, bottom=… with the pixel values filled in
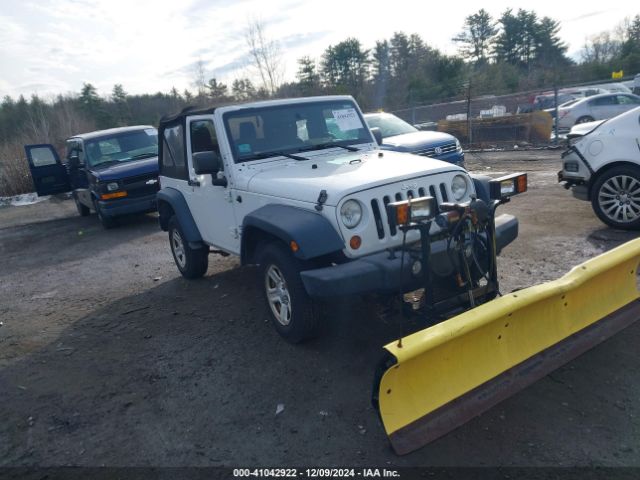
left=156, top=187, right=203, bottom=245
left=470, top=174, right=492, bottom=203
left=241, top=204, right=344, bottom=264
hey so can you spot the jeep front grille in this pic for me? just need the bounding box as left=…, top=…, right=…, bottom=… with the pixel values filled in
left=371, top=182, right=448, bottom=239
left=415, top=141, right=458, bottom=157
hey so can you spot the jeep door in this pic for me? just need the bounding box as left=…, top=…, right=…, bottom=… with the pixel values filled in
left=24, top=144, right=71, bottom=196
left=184, top=116, right=239, bottom=253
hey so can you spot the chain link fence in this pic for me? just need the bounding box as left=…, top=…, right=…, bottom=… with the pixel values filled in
left=390, top=76, right=638, bottom=149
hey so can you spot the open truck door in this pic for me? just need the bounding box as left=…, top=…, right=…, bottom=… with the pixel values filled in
left=25, top=144, right=71, bottom=196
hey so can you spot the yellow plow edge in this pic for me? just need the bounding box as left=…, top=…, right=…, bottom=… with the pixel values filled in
left=377, top=238, right=640, bottom=455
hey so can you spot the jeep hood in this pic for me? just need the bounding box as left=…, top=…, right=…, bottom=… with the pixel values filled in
left=92, top=156, right=159, bottom=181
left=244, top=150, right=464, bottom=205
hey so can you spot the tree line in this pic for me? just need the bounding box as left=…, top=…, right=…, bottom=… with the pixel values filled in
left=0, top=9, right=639, bottom=195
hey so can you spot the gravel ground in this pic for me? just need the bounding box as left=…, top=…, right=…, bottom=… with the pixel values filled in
left=0, top=150, right=639, bottom=468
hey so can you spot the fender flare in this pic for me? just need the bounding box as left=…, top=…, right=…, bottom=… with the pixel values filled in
left=470, top=174, right=492, bottom=203
left=242, top=204, right=344, bottom=264
left=156, top=187, right=203, bottom=244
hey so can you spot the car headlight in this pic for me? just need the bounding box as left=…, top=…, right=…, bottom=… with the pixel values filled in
left=451, top=174, right=468, bottom=201
left=107, top=182, right=120, bottom=192
left=455, top=138, right=461, bottom=151
left=340, top=199, right=363, bottom=229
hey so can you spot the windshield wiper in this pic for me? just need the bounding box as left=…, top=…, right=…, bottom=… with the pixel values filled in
left=131, top=153, right=158, bottom=160
left=247, top=151, right=309, bottom=161
left=299, top=142, right=359, bottom=153
left=92, top=159, right=122, bottom=168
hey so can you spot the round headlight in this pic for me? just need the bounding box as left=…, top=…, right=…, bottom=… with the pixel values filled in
left=340, top=199, right=363, bottom=229
left=107, top=182, right=119, bottom=192
left=451, top=174, right=468, bottom=201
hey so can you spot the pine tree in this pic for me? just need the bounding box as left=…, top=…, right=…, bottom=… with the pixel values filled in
left=453, top=9, right=497, bottom=64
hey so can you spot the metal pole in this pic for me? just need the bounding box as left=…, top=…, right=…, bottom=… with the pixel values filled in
left=553, top=83, right=559, bottom=145
left=466, top=81, right=472, bottom=146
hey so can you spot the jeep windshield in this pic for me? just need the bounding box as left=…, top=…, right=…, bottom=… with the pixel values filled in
left=223, top=100, right=373, bottom=163
left=85, top=129, right=158, bottom=168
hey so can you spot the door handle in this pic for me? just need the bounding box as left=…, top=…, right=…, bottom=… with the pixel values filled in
left=188, top=179, right=201, bottom=187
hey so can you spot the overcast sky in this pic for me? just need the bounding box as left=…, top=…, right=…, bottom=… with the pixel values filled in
left=0, top=0, right=638, bottom=100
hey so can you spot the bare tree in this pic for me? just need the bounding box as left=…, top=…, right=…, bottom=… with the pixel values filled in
left=193, top=59, right=208, bottom=97
left=581, top=32, right=622, bottom=63
left=245, top=19, right=284, bottom=95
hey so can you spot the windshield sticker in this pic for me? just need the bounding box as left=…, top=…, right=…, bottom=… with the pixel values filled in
left=332, top=108, right=363, bottom=131
left=237, top=143, right=252, bottom=154
left=145, top=128, right=157, bottom=136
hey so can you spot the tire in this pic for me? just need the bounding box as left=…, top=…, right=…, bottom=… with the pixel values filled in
left=74, top=193, right=90, bottom=217
left=258, top=242, right=319, bottom=343
left=93, top=198, right=117, bottom=229
left=591, top=165, right=640, bottom=230
left=168, top=216, right=208, bottom=278
left=576, top=115, right=595, bottom=125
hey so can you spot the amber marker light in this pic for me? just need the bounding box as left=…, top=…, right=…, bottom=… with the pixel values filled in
left=290, top=240, right=299, bottom=252
left=350, top=235, right=362, bottom=249
left=100, top=191, right=127, bottom=200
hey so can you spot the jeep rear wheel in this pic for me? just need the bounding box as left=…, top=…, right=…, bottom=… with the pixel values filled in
left=591, top=165, right=640, bottom=230
left=168, top=216, right=208, bottom=278
left=259, top=242, right=319, bottom=343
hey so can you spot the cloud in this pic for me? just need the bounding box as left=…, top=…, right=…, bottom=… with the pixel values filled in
left=563, top=10, right=610, bottom=22
left=279, top=31, right=330, bottom=50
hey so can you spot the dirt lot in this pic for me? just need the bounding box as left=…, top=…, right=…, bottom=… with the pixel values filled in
left=1, top=150, right=639, bottom=468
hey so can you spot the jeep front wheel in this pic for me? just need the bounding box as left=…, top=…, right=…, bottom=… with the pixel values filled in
left=259, top=242, right=319, bottom=343
left=168, top=216, right=208, bottom=278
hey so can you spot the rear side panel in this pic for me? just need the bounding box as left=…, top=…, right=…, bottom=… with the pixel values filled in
left=377, top=238, right=640, bottom=455
left=25, top=144, right=71, bottom=196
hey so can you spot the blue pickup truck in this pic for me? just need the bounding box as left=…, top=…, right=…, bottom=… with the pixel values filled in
left=25, top=125, right=160, bottom=228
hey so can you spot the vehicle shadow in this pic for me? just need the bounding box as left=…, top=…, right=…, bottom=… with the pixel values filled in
left=0, top=213, right=161, bottom=272
left=585, top=226, right=638, bottom=249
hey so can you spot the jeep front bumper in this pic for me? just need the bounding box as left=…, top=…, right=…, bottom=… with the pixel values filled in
left=300, top=214, right=518, bottom=297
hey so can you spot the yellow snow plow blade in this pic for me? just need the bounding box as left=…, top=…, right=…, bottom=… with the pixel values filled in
left=377, top=238, right=640, bottom=455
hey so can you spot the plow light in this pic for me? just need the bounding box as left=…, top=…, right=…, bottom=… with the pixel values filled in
left=489, top=173, right=527, bottom=200
left=387, top=196, right=437, bottom=229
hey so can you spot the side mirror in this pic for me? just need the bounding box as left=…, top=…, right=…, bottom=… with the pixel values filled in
left=192, top=150, right=221, bottom=175
left=370, top=127, right=383, bottom=146
left=68, top=154, right=80, bottom=169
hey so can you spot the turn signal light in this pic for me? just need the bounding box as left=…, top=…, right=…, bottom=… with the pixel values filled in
left=350, top=235, right=362, bottom=249
left=100, top=191, right=128, bottom=200
left=290, top=240, right=299, bottom=252
left=387, top=196, right=437, bottom=229
left=489, top=173, right=527, bottom=200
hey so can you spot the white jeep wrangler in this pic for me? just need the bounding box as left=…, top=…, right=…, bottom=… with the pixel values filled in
left=157, top=96, right=521, bottom=342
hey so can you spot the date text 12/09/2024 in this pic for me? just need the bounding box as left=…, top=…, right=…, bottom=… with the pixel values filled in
left=232, top=468, right=401, bottom=478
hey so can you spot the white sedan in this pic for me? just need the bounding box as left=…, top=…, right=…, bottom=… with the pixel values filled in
left=556, top=92, right=640, bottom=131
left=558, top=106, right=640, bottom=229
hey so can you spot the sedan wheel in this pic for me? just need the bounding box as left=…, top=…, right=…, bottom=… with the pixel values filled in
left=592, top=166, right=640, bottom=230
